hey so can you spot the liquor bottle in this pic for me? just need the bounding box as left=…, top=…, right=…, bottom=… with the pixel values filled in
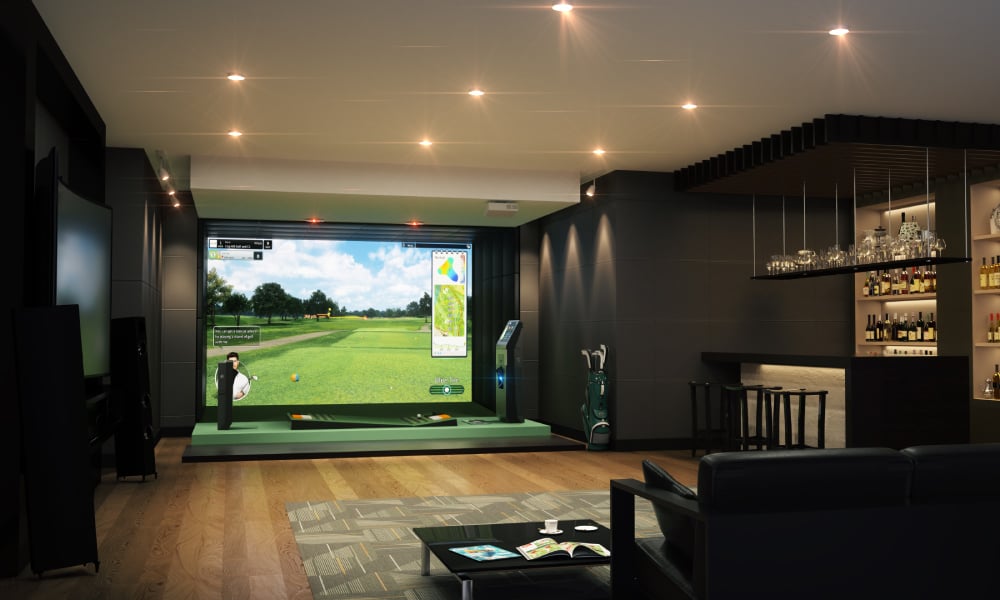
left=910, top=267, right=920, bottom=294
left=899, top=268, right=909, bottom=295
left=916, top=311, right=924, bottom=342
left=989, top=313, right=995, bottom=344
left=875, top=314, right=884, bottom=342
left=866, top=315, right=874, bottom=342
left=992, top=365, right=999, bottom=400
left=907, top=314, right=917, bottom=342
left=982, top=257, right=989, bottom=290
left=926, top=312, right=936, bottom=342
left=880, top=271, right=891, bottom=296
left=929, top=266, right=937, bottom=293
left=861, top=273, right=869, bottom=297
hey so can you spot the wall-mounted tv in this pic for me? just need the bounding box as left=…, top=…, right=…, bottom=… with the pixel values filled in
left=200, top=221, right=477, bottom=409
left=32, top=149, right=113, bottom=380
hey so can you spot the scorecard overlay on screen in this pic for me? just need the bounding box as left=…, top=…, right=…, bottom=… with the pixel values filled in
left=431, top=248, right=469, bottom=358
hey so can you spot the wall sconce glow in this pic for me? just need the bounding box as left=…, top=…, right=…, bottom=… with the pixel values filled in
left=468, top=88, right=485, bottom=97
left=419, top=139, right=433, bottom=147
left=682, top=102, right=698, bottom=110
left=829, top=27, right=849, bottom=36
left=226, top=73, right=246, bottom=81
left=552, top=2, right=573, bottom=12
left=227, top=130, right=243, bottom=137
left=593, top=148, right=606, bottom=156
left=585, top=183, right=596, bottom=197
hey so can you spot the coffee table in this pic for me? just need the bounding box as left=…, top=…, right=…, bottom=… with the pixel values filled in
left=412, top=518, right=611, bottom=600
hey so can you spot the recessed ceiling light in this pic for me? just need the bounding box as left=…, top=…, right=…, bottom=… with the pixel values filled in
left=552, top=2, right=573, bottom=12
left=829, top=27, right=849, bottom=36
left=227, top=130, right=243, bottom=137
left=468, top=88, right=485, bottom=97
left=419, top=139, right=433, bottom=147
left=682, top=102, right=698, bottom=110
left=226, top=72, right=246, bottom=81
left=593, top=148, right=606, bottom=156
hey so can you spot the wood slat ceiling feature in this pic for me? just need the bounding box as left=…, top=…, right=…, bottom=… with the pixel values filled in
left=674, top=115, right=1000, bottom=198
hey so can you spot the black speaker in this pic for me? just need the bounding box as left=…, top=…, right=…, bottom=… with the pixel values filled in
left=217, top=360, right=234, bottom=430
left=111, top=317, right=157, bottom=481
left=13, top=305, right=99, bottom=575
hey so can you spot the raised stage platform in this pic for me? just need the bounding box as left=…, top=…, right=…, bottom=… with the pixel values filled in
left=183, top=415, right=583, bottom=462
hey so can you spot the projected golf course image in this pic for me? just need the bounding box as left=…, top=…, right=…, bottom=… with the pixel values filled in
left=206, top=316, right=471, bottom=406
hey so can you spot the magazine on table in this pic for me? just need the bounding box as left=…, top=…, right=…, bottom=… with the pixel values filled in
left=516, top=537, right=611, bottom=560
left=449, top=544, right=520, bottom=561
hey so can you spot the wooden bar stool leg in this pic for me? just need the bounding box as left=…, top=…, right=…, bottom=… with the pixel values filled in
left=782, top=392, right=792, bottom=449
left=818, top=392, right=827, bottom=449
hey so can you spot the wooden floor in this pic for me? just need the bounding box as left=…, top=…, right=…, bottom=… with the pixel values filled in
left=1, top=436, right=699, bottom=600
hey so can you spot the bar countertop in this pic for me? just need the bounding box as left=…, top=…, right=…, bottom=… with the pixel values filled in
left=701, top=352, right=956, bottom=369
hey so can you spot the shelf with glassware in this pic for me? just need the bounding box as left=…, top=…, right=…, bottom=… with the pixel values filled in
left=969, top=179, right=1000, bottom=402
left=854, top=195, right=940, bottom=357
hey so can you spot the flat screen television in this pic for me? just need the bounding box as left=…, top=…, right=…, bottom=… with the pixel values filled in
left=201, top=221, right=477, bottom=409
left=33, top=149, right=113, bottom=379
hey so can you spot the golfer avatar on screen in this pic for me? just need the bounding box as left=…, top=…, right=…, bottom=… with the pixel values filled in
left=227, top=351, right=251, bottom=400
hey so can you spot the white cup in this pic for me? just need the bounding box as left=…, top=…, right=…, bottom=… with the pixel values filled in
left=544, top=519, right=558, bottom=533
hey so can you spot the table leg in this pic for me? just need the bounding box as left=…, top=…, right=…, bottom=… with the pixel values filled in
left=420, top=543, right=430, bottom=576
left=461, top=576, right=473, bottom=600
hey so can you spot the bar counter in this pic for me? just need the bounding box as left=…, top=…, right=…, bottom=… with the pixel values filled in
left=702, top=352, right=970, bottom=449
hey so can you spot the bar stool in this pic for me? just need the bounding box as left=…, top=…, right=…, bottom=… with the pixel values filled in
left=721, top=384, right=782, bottom=451
left=774, top=389, right=828, bottom=449
left=689, top=381, right=727, bottom=456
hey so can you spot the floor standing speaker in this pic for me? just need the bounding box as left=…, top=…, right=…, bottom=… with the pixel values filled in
left=111, top=317, right=157, bottom=481
left=13, top=305, right=99, bottom=575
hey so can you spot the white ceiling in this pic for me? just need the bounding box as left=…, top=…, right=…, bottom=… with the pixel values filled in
left=31, top=0, right=1000, bottom=226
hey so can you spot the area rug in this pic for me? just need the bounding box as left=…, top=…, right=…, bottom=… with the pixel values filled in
left=286, top=490, right=659, bottom=600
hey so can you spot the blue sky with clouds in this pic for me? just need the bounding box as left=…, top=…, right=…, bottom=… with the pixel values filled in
left=208, top=239, right=441, bottom=312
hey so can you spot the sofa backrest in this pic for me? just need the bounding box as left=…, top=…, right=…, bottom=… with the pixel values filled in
left=902, top=442, right=1000, bottom=503
left=697, top=447, right=912, bottom=511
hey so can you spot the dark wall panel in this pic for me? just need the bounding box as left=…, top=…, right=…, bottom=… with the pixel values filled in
left=536, top=171, right=852, bottom=446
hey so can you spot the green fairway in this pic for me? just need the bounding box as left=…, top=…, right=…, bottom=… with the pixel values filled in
left=205, top=316, right=472, bottom=406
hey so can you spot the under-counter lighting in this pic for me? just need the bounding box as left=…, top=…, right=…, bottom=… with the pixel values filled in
left=829, top=27, right=850, bottom=36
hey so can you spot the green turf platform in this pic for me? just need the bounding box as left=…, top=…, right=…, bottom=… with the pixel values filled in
left=190, top=416, right=552, bottom=446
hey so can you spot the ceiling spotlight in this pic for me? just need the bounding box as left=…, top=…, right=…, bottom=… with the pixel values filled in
left=552, top=2, right=573, bottom=12
left=829, top=27, right=849, bottom=36
left=682, top=102, right=698, bottom=110
left=172, top=198, right=180, bottom=208
left=585, top=182, right=596, bottom=197
left=227, top=130, right=243, bottom=137
left=468, top=88, right=485, bottom=97
left=226, top=72, right=246, bottom=81
left=158, top=167, right=170, bottom=181
left=419, top=139, right=433, bottom=147
left=593, top=148, right=606, bottom=156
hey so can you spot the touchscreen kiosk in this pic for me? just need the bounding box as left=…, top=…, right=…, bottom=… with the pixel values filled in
left=495, top=320, right=524, bottom=423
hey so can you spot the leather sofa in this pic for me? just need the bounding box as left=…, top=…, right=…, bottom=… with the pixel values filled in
left=610, top=444, right=1000, bottom=600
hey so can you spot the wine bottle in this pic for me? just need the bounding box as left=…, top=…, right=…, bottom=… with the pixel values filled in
left=899, top=268, right=909, bottom=295
left=916, top=311, right=924, bottom=342
left=992, top=365, right=999, bottom=400
left=907, top=314, right=917, bottom=342
left=989, top=313, right=995, bottom=344
left=982, top=257, right=989, bottom=290
left=926, top=312, right=936, bottom=342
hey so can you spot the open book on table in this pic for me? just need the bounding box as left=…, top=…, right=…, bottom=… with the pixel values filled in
left=449, top=544, right=520, bottom=561
left=516, top=537, right=611, bottom=560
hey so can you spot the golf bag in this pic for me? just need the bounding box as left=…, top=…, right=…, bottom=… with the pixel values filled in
left=580, top=344, right=610, bottom=450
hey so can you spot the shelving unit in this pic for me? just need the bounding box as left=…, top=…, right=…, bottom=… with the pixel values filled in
left=853, top=194, right=940, bottom=357
left=969, top=181, right=1000, bottom=403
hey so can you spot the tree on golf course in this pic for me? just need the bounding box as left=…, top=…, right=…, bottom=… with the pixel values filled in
left=205, top=268, right=232, bottom=327
left=223, top=292, right=250, bottom=326
left=251, top=282, right=287, bottom=324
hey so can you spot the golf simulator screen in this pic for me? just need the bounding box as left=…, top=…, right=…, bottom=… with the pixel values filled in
left=202, top=224, right=472, bottom=408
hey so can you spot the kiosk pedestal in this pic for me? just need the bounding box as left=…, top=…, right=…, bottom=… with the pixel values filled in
left=217, top=361, right=234, bottom=430
left=495, top=320, right=524, bottom=423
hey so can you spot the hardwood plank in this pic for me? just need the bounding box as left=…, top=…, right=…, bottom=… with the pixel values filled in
left=0, top=437, right=700, bottom=599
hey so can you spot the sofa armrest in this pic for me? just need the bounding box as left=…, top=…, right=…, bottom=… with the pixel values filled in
left=610, top=479, right=702, bottom=599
